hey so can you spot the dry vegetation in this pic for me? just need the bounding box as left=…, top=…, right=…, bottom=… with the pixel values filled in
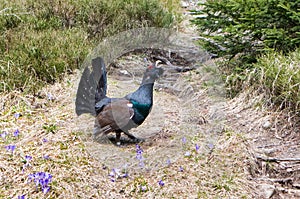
left=0, top=57, right=256, bottom=198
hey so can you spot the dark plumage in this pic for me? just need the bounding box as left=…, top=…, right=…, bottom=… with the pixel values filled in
left=76, top=57, right=163, bottom=145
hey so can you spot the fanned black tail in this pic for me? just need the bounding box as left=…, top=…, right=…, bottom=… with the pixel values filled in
left=94, top=58, right=107, bottom=103
left=75, top=57, right=107, bottom=116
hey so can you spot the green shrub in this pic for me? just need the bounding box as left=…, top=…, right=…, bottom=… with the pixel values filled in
left=191, top=0, right=300, bottom=98
left=0, top=0, right=179, bottom=93
left=191, top=0, right=300, bottom=58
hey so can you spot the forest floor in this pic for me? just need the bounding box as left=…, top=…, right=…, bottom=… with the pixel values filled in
left=1, top=1, right=300, bottom=199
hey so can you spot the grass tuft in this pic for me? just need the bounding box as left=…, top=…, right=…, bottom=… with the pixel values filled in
left=251, top=48, right=300, bottom=114
left=0, top=0, right=179, bottom=93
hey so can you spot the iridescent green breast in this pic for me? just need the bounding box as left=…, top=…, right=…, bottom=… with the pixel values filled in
left=130, top=100, right=152, bottom=119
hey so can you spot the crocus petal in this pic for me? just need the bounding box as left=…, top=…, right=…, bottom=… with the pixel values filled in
left=184, top=151, right=191, bottom=157
left=166, top=159, right=171, bottom=166
left=1, top=131, right=8, bottom=139
left=13, top=129, right=19, bottom=137
left=42, top=186, right=50, bottom=194
left=208, top=143, right=214, bottom=149
left=14, top=113, right=20, bottom=119
left=179, top=166, right=184, bottom=172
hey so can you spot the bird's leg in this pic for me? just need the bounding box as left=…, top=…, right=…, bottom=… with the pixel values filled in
left=116, top=131, right=121, bottom=146
left=123, top=131, right=144, bottom=143
left=123, top=131, right=136, bottom=140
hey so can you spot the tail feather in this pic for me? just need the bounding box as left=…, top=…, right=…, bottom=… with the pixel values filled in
left=75, top=57, right=107, bottom=116
left=94, top=57, right=107, bottom=103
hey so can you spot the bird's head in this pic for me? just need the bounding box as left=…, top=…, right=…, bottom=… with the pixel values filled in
left=142, top=60, right=164, bottom=84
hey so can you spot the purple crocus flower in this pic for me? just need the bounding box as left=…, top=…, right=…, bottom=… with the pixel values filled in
left=136, top=144, right=143, bottom=160
left=195, top=144, right=200, bottom=152
left=13, top=129, right=20, bottom=137
left=179, top=166, right=184, bottom=172
left=182, top=137, right=186, bottom=144
left=14, top=113, right=20, bottom=119
left=208, top=143, right=214, bottom=150
left=18, top=195, right=25, bottom=199
left=109, top=168, right=120, bottom=177
left=140, top=185, right=147, bottom=192
left=166, top=159, right=171, bottom=166
left=47, top=93, right=54, bottom=101
left=158, top=180, right=164, bottom=186
left=22, top=155, right=32, bottom=171
left=28, top=172, right=52, bottom=194
left=1, top=131, right=7, bottom=139
left=184, top=151, right=191, bottom=157
left=138, top=161, right=145, bottom=168
left=5, top=145, right=16, bottom=153
left=136, top=144, right=145, bottom=167
left=109, top=168, right=122, bottom=182
left=122, top=173, right=128, bottom=178
left=42, top=138, right=48, bottom=143
left=25, top=155, right=32, bottom=162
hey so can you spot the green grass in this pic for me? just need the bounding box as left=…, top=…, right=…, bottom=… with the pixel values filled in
left=252, top=48, right=300, bottom=114
left=0, top=0, right=180, bottom=93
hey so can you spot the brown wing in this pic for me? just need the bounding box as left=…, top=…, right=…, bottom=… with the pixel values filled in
left=94, top=99, right=134, bottom=136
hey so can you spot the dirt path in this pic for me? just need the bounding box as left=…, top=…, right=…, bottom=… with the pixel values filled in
left=73, top=50, right=256, bottom=198
left=79, top=53, right=225, bottom=169
left=0, top=45, right=255, bottom=198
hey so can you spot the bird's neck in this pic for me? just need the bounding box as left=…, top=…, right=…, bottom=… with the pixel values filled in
left=130, top=83, right=154, bottom=119
left=139, top=82, right=154, bottom=91
left=139, top=82, right=154, bottom=99
left=141, top=74, right=156, bottom=85
left=131, top=83, right=154, bottom=105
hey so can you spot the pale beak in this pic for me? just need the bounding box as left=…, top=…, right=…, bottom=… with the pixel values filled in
left=155, top=60, right=162, bottom=68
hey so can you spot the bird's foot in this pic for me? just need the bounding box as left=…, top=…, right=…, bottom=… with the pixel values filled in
left=132, top=137, right=145, bottom=143
left=114, top=137, right=144, bottom=146
left=123, top=131, right=145, bottom=143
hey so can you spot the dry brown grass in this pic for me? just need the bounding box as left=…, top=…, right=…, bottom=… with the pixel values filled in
left=0, top=62, right=255, bottom=198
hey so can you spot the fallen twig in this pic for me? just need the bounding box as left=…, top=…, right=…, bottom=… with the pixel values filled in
left=256, top=156, right=300, bottom=162
left=153, top=55, right=196, bottom=72
left=255, top=177, right=293, bottom=183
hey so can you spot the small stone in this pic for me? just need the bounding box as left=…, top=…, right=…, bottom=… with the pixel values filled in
left=181, top=1, right=189, bottom=8
left=119, top=70, right=130, bottom=76
left=262, top=121, right=272, bottom=129
left=259, top=184, right=276, bottom=198
left=236, top=114, right=242, bottom=118
left=262, top=148, right=276, bottom=155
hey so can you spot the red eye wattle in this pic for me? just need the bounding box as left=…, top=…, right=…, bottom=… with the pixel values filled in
left=148, top=65, right=154, bottom=69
